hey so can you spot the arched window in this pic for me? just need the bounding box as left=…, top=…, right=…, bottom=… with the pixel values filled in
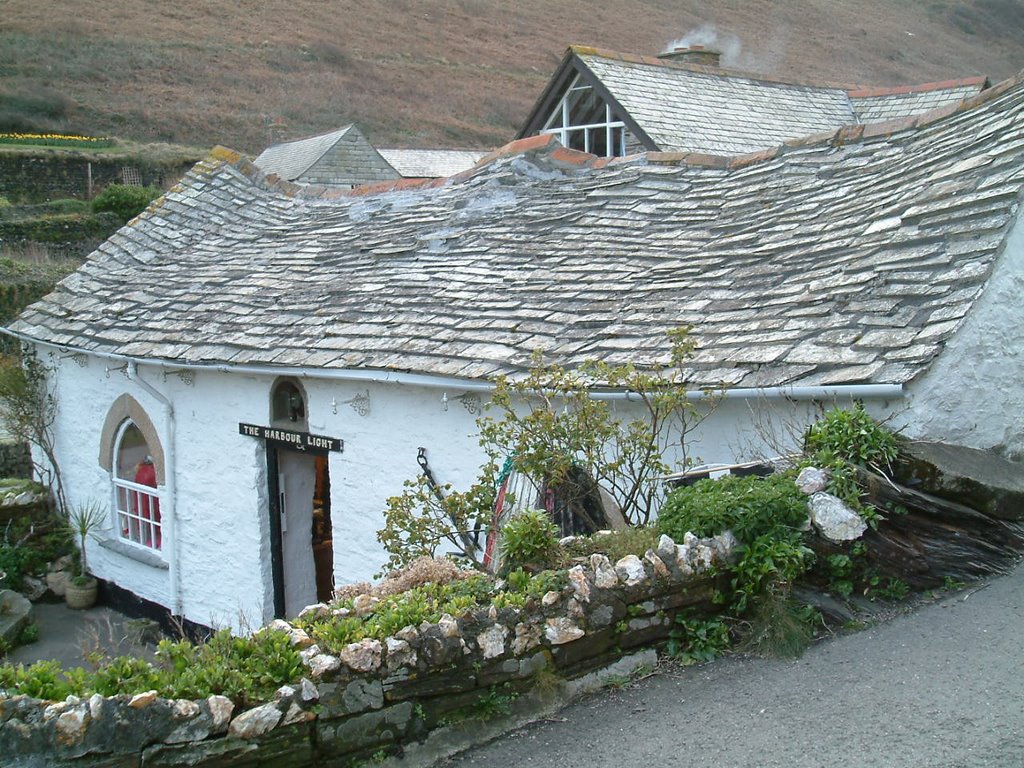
left=271, top=379, right=308, bottom=428
left=113, top=420, right=162, bottom=550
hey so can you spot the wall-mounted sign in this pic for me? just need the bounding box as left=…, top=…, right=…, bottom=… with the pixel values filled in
left=238, top=423, right=344, bottom=453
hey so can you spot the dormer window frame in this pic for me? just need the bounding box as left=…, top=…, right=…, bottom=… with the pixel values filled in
left=539, top=74, right=628, bottom=158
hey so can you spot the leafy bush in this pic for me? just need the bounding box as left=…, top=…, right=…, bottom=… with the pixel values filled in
left=0, top=516, right=72, bottom=591
left=803, top=405, right=901, bottom=528
left=0, top=629, right=302, bottom=706
left=499, top=509, right=562, bottom=575
left=804, top=403, right=899, bottom=469
left=659, top=473, right=814, bottom=625
left=658, top=473, right=809, bottom=545
left=91, top=183, right=162, bottom=222
left=666, top=611, right=731, bottom=665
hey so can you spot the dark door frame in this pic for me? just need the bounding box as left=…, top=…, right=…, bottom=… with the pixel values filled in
left=265, top=445, right=286, bottom=618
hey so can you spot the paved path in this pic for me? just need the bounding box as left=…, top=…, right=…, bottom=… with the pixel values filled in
left=7, top=601, right=156, bottom=669
left=443, top=564, right=1024, bottom=768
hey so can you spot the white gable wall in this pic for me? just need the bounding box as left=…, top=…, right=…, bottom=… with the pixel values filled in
left=894, top=209, right=1024, bottom=459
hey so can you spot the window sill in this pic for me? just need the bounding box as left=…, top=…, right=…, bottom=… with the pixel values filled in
left=98, top=537, right=169, bottom=570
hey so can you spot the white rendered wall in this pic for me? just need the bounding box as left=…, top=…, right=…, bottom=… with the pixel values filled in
left=45, top=347, right=904, bottom=633
left=893, top=212, right=1024, bottom=459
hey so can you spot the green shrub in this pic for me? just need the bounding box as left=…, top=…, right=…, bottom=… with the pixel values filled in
left=0, top=628, right=303, bottom=706
left=739, top=587, right=819, bottom=659
left=804, top=403, right=899, bottom=469
left=0, top=517, right=72, bottom=591
left=564, top=526, right=661, bottom=563
left=91, top=184, right=162, bottom=222
left=499, top=509, right=563, bottom=575
left=666, top=611, right=731, bottom=665
left=658, top=473, right=808, bottom=545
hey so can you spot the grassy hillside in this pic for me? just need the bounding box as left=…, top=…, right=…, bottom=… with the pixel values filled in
left=2, top=0, right=1023, bottom=154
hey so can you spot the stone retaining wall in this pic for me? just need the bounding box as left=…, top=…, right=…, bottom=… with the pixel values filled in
left=0, top=154, right=196, bottom=204
left=0, top=533, right=729, bottom=768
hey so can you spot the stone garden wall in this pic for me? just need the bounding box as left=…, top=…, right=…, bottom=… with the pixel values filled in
left=0, top=153, right=196, bottom=205
left=0, top=532, right=730, bottom=768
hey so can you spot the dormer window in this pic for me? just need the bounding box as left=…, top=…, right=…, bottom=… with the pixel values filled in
left=540, top=75, right=627, bottom=157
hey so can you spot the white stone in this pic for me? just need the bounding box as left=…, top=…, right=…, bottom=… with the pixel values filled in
left=299, top=644, right=322, bottom=664
left=173, top=699, right=201, bottom=718
left=88, top=693, right=104, bottom=720
left=275, top=685, right=296, bottom=701
left=385, top=637, right=417, bottom=670
left=713, top=529, right=738, bottom=558
left=352, top=594, right=378, bottom=616
left=476, top=624, right=508, bottom=659
left=541, top=590, right=560, bottom=607
left=590, top=554, right=618, bottom=589
left=544, top=617, right=585, bottom=645
left=644, top=550, right=670, bottom=578
left=674, top=546, right=694, bottom=577
left=437, top=613, right=460, bottom=638
left=340, top=638, right=383, bottom=672
left=809, top=492, right=868, bottom=542
left=207, top=695, right=234, bottom=733
left=567, top=565, right=591, bottom=602
left=614, top=554, right=647, bottom=586
left=297, top=603, right=330, bottom=621
left=54, top=706, right=88, bottom=746
left=307, top=653, right=341, bottom=678
left=228, top=702, right=283, bottom=739
left=512, top=622, right=543, bottom=655
left=656, top=534, right=677, bottom=562
left=796, top=466, right=830, bottom=494
left=692, top=545, right=714, bottom=572
left=128, top=690, right=158, bottom=709
left=298, top=678, right=319, bottom=705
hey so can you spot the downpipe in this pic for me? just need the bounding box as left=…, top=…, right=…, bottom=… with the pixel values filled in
left=126, top=361, right=182, bottom=616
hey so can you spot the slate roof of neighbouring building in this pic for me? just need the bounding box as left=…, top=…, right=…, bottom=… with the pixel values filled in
left=11, top=71, right=1024, bottom=390
left=377, top=149, right=489, bottom=178
left=519, top=46, right=988, bottom=155
left=252, top=126, right=356, bottom=181
left=253, top=125, right=400, bottom=187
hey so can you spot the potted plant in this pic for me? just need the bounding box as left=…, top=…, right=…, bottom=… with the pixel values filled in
left=65, top=502, right=105, bottom=610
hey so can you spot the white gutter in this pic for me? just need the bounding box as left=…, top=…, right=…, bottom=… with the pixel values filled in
left=125, top=361, right=182, bottom=617
left=7, top=331, right=905, bottom=402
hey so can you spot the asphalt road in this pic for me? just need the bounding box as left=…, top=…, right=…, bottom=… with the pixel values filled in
left=441, top=563, right=1024, bottom=768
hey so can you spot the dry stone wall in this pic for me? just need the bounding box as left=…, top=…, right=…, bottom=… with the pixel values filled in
left=0, top=153, right=197, bottom=204
left=0, top=532, right=731, bottom=768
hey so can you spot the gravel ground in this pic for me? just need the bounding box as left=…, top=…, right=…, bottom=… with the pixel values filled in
left=441, top=563, right=1024, bottom=768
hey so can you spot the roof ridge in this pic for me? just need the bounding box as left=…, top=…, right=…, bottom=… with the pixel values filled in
left=208, top=68, right=1024, bottom=200
left=568, top=44, right=987, bottom=94
left=847, top=76, right=988, bottom=98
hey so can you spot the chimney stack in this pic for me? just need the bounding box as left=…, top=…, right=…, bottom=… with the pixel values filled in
left=658, top=45, right=722, bottom=67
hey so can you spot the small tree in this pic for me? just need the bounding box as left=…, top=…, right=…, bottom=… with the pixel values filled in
left=378, top=328, right=718, bottom=570
left=68, top=501, right=106, bottom=584
left=91, top=183, right=162, bottom=222
left=0, top=350, right=66, bottom=515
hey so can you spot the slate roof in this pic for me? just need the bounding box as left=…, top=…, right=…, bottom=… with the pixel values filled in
left=252, top=126, right=355, bottom=181
left=520, top=46, right=988, bottom=156
left=11, top=72, right=1024, bottom=390
left=378, top=149, right=488, bottom=178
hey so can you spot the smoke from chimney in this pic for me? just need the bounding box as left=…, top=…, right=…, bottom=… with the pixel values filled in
left=663, top=24, right=742, bottom=68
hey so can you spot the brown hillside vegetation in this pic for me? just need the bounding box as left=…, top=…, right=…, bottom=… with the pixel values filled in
left=3, top=0, right=1024, bottom=155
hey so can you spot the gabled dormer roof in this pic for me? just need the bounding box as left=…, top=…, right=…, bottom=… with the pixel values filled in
left=253, top=125, right=399, bottom=187
left=518, top=46, right=988, bottom=155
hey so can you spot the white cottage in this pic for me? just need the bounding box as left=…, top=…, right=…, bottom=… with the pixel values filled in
left=7, top=67, right=1024, bottom=633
